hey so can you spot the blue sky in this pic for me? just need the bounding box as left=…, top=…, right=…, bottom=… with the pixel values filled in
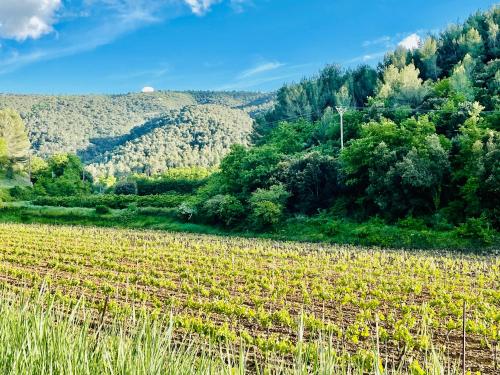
left=0, top=0, right=497, bottom=94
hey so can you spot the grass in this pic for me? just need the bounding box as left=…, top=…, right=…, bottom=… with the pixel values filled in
left=0, top=290, right=462, bottom=375
left=0, top=203, right=498, bottom=251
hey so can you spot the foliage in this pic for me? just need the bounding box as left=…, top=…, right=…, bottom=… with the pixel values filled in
left=202, top=194, right=245, bottom=227
left=341, top=117, right=451, bottom=219
left=32, top=154, right=92, bottom=196
left=114, top=180, right=138, bottom=195
left=32, top=193, right=188, bottom=209
left=0, top=109, right=30, bottom=175
left=376, top=63, right=429, bottom=107
left=95, top=205, right=111, bottom=215
left=277, top=152, right=341, bottom=214
left=134, top=167, right=212, bottom=195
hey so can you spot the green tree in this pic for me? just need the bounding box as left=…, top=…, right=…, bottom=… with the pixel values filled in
left=415, top=37, right=441, bottom=80
left=202, top=194, right=245, bottom=227
left=0, top=109, right=30, bottom=175
left=377, top=63, right=429, bottom=107
left=277, top=152, right=340, bottom=214
left=249, top=185, right=290, bottom=229
left=341, top=117, right=450, bottom=219
left=449, top=54, right=476, bottom=101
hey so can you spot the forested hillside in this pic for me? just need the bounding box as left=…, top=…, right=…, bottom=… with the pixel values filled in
left=0, top=91, right=273, bottom=173
left=85, top=105, right=254, bottom=176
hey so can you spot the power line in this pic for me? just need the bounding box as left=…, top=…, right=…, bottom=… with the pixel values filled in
left=259, top=106, right=500, bottom=127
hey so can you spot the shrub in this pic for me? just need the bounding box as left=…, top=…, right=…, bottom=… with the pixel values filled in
left=0, top=189, right=11, bottom=203
left=202, top=194, right=245, bottom=227
left=95, top=205, right=111, bottom=215
left=177, top=202, right=198, bottom=221
left=114, top=181, right=138, bottom=195
left=456, top=216, right=495, bottom=245
left=249, top=184, right=290, bottom=207
left=32, top=193, right=187, bottom=209
left=250, top=201, right=282, bottom=229
left=9, top=186, right=34, bottom=201
left=397, top=216, right=427, bottom=230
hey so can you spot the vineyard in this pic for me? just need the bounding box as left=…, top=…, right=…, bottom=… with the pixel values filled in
left=0, top=223, right=498, bottom=373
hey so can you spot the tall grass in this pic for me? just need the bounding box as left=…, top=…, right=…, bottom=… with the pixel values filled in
left=0, top=293, right=461, bottom=374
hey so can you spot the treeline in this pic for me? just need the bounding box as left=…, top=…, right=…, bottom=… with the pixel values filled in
left=256, top=6, right=499, bottom=138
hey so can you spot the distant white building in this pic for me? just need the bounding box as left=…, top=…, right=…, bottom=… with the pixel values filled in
left=142, top=86, right=155, bottom=93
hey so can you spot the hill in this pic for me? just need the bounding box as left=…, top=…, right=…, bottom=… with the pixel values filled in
left=0, top=91, right=274, bottom=176
left=85, top=104, right=254, bottom=176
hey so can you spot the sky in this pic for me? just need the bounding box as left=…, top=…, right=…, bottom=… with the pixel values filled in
left=0, top=0, right=497, bottom=94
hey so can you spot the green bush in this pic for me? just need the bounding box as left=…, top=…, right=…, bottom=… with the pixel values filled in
left=456, top=216, right=495, bottom=245
left=95, top=205, right=111, bottom=215
left=177, top=202, right=198, bottom=222
left=114, top=181, right=138, bottom=195
left=0, top=189, right=12, bottom=203
left=9, top=186, right=34, bottom=201
left=202, top=194, right=245, bottom=227
left=250, top=200, right=282, bottom=229
left=32, top=193, right=188, bottom=210
left=397, top=216, right=427, bottom=231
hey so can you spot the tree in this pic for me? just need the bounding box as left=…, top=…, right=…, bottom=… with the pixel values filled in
left=350, top=65, right=378, bottom=107
left=0, top=108, right=30, bottom=175
left=415, top=37, right=441, bottom=80
left=451, top=105, right=500, bottom=227
left=32, top=154, right=92, bottom=196
left=457, top=28, right=484, bottom=59
left=202, top=194, right=245, bottom=227
left=0, top=138, right=8, bottom=169
left=341, top=117, right=450, bottom=219
left=277, top=152, right=340, bottom=214
left=377, top=63, right=429, bottom=107
left=449, top=54, right=476, bottom=101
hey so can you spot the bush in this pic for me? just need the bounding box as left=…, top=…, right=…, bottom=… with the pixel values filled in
left=135, top=168, right=210, bottom=195
left=250, top=200, right=282, bottom=229
left=397, top=216, right=427, bottom=230
left=177, top=202, right=198, bottom=222
left=95, top=205, right=111, bottom=215
left=32, top=193, right=188, bottom=210
left=0, top=189, right=11, bottom=203
left=456, top=216, right=495, bottom=245
left=115, top=181, right=138, bottom=195
left=202, top=194, right=245, bottom=227
left=249, top=185, right=290, bottom=207
left=9, top=186, right=34, bottom=201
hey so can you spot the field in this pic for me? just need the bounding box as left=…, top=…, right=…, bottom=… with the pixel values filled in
left=0, top=223, right=498, bottom=374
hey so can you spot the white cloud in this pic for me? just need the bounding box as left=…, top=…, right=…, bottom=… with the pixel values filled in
left=182, top=0, right=249, bottom=15
left=398, top=33, right=421, bottom=50
left=183, top=0, right=222, bottom=15
left=220, top=62, right=315, bottom=90
left=238, top=61, right=284, bottom=79
left=141, top=86, right=155, bottom=93
left=0, top=0, right=167, bottom=74
left=0, top=0, right=62, bottom=41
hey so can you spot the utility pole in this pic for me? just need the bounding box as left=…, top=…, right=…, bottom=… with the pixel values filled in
left=335, top=106, right=347, bottom=149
